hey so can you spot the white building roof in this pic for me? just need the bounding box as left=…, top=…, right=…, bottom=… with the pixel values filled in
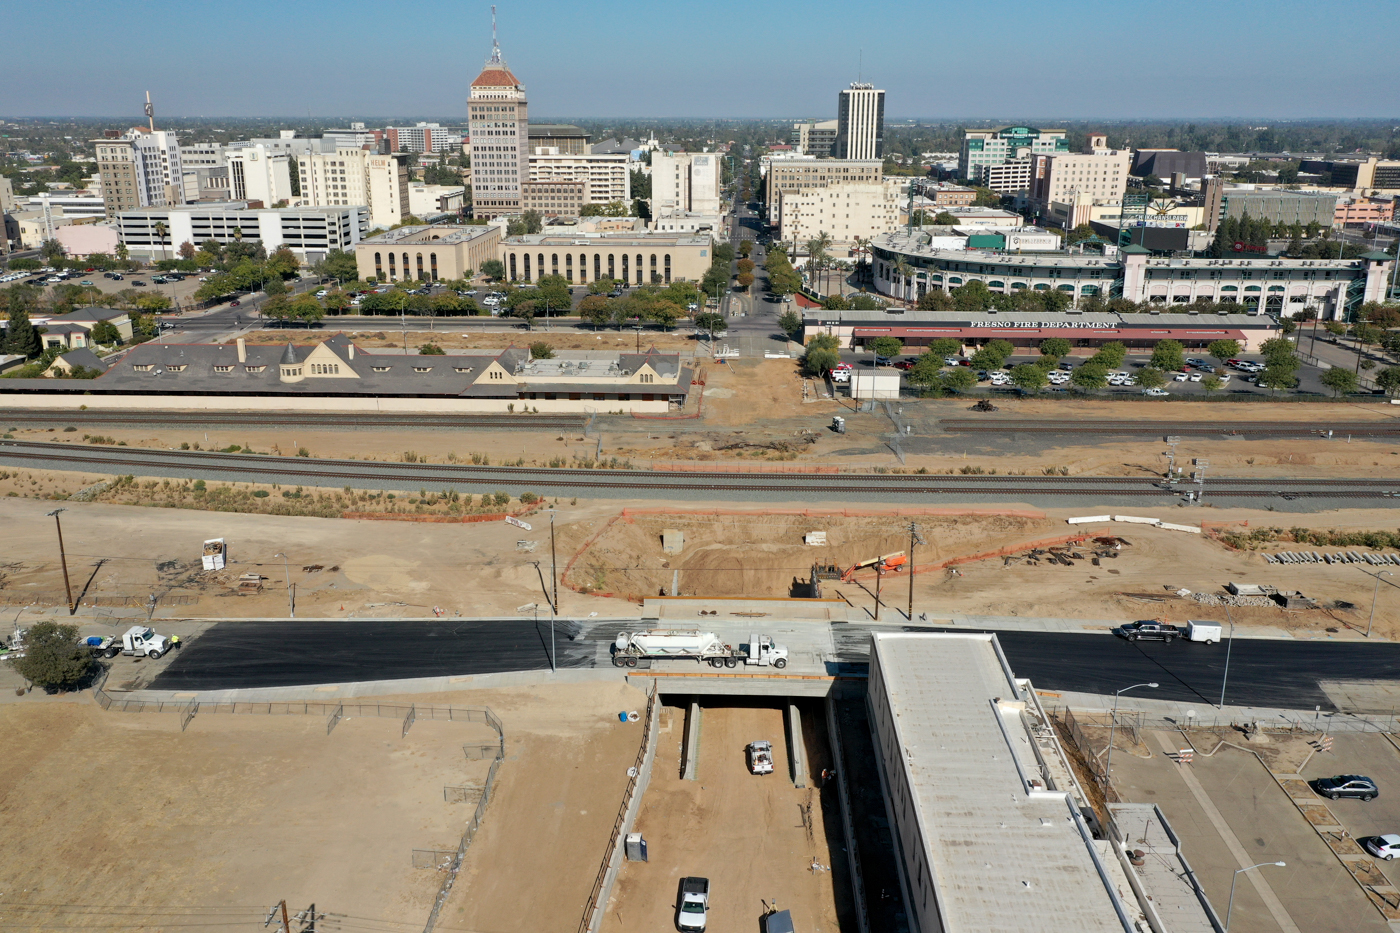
left=871, top=632, right=1136, bottom=933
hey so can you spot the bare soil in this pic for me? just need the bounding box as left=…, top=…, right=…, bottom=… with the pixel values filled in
left=0, top=700, right=494, bottom=931
left=604, top=702, right=851, bottom=933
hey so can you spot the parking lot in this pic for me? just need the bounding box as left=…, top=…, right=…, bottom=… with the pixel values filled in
left=1300, top=733, right=1400, bottom=886
left=1110, top=730, right=1392, bottom=933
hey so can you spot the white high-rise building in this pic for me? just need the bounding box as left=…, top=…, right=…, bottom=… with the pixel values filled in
left=835, top=83, right=885, bottom=161
left=467, top=27, right=528, bottom=219
left=650, top=152, right=721, bottom=217
left=297, top=148, right=411, bottom=230
left=527, top=153, right=631, bottom=205
left=226, top=144, right=292, bottom=206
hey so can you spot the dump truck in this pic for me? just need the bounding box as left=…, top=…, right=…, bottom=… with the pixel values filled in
left=747, top=740, right=775, bottom=775
left=676, top=877, right=710, bottom=931
left=611, top=630, right=789, bottom=669
left=82, top=626, right=173, bottom=659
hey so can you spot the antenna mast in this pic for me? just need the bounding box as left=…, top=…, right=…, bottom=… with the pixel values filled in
left=144, top=91, right=154, bottom=131
left=489, top=5, right=502, bottom=63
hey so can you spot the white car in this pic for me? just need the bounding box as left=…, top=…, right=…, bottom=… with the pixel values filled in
left=1218, top=373, right=1232, bottom=383
left=1173, top=372, right=1189, bottom=382
left=1188, top=372, right=1203, bottom=382
left=944, top=357, right=960, bottom=366
left=747, top=740, right=775, bottom=775
left=315, top=289, right=328, bottom=298
left=1108, top=375, right=1125, bottom=386
left=1120, top=376, right=1136, bottom=386
left=1365, top=835, right=1400, bottom=860
left=1143, top=387, right=1170, bottom=397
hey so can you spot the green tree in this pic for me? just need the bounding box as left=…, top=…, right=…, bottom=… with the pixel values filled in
left=1071, top=364, right=1109, bottom=392
left=802, top=333, right=841, bottom=375
left=1136, top=366, right=1167, bottom=389
left=6, top=621, right=91, bottom=689
left=578, top=295, right=612, bottom=329
left=1260, top=336, right=1298, bottom=366
left=535, top=274, right=572, bottom=318
left=521, top=210, right=544, bottom=234
left=1150, top=339, right=1185, bottom=372
left=939, top=366, right=977, bottom=394
left=777, top=309, right=802, bottom=337
left=1376, top=366, right=1400, bottom=397
left=89, top=320, right=122, bottom=345
left=1095, top=341, right=1127, bottom=369
left=530, top=341, right=555, bottom=360
left=1039, top=337, right=1071, bottom=361
left=969, top=347, right=1004, bottom=370
left=933, top=211, right=959, bottom=226
left=927, top=337, right=962, bottom=359
left=1011, top=362, right=1048, bottom=394
left=480, top=259, right=505, bottom=281
left=739, top=239, right=753, bottom=257
left=419, top=343, right=446, bottom=355
left=916, top=287, right=952, bottom=312
left=870, top=336, right=904, bottom=359
left=951, top=280, right=994, bottom=314
left=694, top=311, right=726, bottom=338
left=985, top=339, right=1015, bottom=364
left=320, top=249, right=360, bottom=283
left=907, top=353, right=945, bottom=391
left=3, top=305, right=41, bottom=358
left=1320, top=367, right=1359, bottom=397
left=1256, top=362, right=1299, bottom=394
left=263, top=274, right=287, bottom=297
left=40, top=238, right=66, bottom=263
left=847, top=294, right=883, bottom=311
left=134, top=293, right=172, bottom=312
left=1207, top=339, right=1242, bottom=364
left=1200, top=374, right=1223, bottom=395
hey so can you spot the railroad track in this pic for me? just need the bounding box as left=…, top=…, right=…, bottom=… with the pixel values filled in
left=939, top=419, right=1400, bottom=438
left=0, top=410, right=590, bottom=431
left=1, top=440, right=1394, bottom=501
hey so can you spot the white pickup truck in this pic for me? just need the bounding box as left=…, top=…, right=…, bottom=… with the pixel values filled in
left=677, top=877, right=710, bottom=931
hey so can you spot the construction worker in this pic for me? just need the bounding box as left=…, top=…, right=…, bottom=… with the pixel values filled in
left=169, top=634, right=182, bottom=650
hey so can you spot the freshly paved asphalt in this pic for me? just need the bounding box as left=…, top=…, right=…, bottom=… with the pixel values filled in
left=151, top=618, right=591, bottom=690
left=153, top=619, right=1400, bottom=710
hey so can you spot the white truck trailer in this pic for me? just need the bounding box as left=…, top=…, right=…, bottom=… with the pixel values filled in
left=1186, top=620, right=1223, bottom=644
left=611, top=630, right=789, bottom=669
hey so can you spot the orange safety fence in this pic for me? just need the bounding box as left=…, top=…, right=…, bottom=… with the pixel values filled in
left=559, top=511, right=627, bottom=592
left=843, top=528, right=1113, bottom=583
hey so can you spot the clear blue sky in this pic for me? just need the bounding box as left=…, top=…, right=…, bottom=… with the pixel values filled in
left=5, top=0, right=1398, bottom=119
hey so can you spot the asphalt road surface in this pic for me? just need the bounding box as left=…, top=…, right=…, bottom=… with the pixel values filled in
left=153, top=620, right=1400, bottom=710
left=151, top=618, right=590, bottom=690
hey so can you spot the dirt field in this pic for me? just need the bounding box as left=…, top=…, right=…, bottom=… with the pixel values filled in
left=604, top=700, right=852, bottom=933
left=0, top=700, right=495, bottom=931
left=566, top=510, right=1054, bottom=600
left=0, top=680, right=648, bottom=933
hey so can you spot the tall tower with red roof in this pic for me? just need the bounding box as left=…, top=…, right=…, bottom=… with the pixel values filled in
left=468, top=6, right=528, bottom=219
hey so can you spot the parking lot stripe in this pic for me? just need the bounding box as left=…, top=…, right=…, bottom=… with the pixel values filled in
left=1151, top=731, right=1302, bottom=933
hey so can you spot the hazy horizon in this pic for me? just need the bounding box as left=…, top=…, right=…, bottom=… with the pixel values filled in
left=5, top=0, right=1399, bottom=121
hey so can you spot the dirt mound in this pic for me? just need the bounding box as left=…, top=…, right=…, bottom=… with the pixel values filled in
left=566, top=510, right=1056, bottom=600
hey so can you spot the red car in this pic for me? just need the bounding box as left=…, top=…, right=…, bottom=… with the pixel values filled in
left=893, top=360, right=916, bottom=371
left=229, top=299, right=241, bottom=307
left=832, top=362, right=853, bottom=372
left=958, top=360, right=973, bottom=367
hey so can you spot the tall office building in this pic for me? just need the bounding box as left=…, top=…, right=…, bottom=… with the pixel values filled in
left=298, top=148, right=411, bottom=229
left=226, top=144, right=293, bottom=206
left=959, top=127, right=1069, bottom=184
left=834, top=83, right=885, bottom=161
left=467, top=26, right=528, bottom=219
left=93, top=128, right=185, bottom=217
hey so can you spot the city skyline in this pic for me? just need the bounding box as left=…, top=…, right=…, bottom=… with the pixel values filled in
left=3, top=0, right=1398, bottom=119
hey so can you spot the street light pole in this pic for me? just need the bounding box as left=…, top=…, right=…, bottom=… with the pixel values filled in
left=47, top=508, right=75, bottom=615
left=1368, top=570, right=1394, bottom=638
left=1218, top=604, right=1237, bottom=707
left=1104, top=681, right=1158, bottom=794
left=1226, top=862, right=1286, bottom=932
left=274, top=552, right=293, bottom=618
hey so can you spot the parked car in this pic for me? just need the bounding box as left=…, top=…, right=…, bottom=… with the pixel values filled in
left=1143, top=387, right=1170, bottom=397
left=1198, top=363, right=1216, bottom=373
left=873, top=355, right=895, bottom=366
left=1311, top=775, right=1378, bottom=801
left=893, top=360, right=916, bottom=371
left=315, top=289, right=328, bottom=298
left=1363, top=834, right=1400, bottom=859
left=1186, top=358, right=1205, bottom=367
left=1227, top=358, right=1243, bottom=367
left=131, top=280, right=147, bottom=287
left=1059, top=362, right=1074, bottom=371
left=79, top=280, right=93, bottom=285
left=1115, top=620, right=1182, bottom=642
left=943, top=357, right=960, bottom=366
left=832, top=362, right=853, bottom=372
left=1188, top=372, right=1203, bottom=382
left=1173, top=372, right=1189, bottom=381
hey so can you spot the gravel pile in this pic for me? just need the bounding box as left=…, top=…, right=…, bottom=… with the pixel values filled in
left=1190, top=592, right=1275, bottom=608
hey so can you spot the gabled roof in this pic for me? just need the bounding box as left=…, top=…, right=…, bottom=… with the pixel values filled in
left=57, top=348, right=104, bottom=369
left=48, top=307, right=129, bottom=323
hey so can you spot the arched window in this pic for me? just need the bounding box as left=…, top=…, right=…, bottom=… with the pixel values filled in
left=523, top=253, right=531, bottom=281
left=402, top=254, right=409, bottom=276
left=622, top=254, right=629, bottom=281
left=635, top=254, right=643, bottom=285
left=986, top=280, right=1005, bottom=288
left=388, top=253, right=397, bottom=280
left=608, top=254, right=615, bottom=280
left=1033, top=283, right=1049, bottom=291
left=1010, top=282, right=1027, bottom=289
left=537, top=254, right=545, bottom=278
left=430, top=253, right=438, bottom=281
left=509, top=253, right=517, bottom=280
left=579, top=253, right=587, bottom=283
left=565, top=253, right=573, bottom=282
left=416, top=253, right=424, bottom=281
left=594, top=254, right=601, bottom=281
left=374, top=252, right=383, bottom=279
left=664, top=254, right=671, bottom=284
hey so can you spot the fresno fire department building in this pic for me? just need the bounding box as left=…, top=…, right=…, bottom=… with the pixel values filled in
left=802, top=308, right=1281, bottom=354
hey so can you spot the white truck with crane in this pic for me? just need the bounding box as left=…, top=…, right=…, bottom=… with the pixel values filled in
left=611, top=630, right=789, bottom=669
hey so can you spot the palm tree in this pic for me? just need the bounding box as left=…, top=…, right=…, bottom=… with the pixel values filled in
left=892, top=257, right=914, bottom=302
left=852, top=236, right=871, bottom=282
left=152, top=221, right=169, bottom=262
left=806, top=230, right=833, bottom=294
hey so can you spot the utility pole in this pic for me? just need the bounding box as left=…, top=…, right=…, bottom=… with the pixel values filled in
left=907, top=521, right=925, bottom=621
left=263, top=900, right=290, bottom=933
left=47, top=509, right=74, bottom=615
left=548, top=508, right=559, bottom=612
left=874, top=558, right=884, bottom=621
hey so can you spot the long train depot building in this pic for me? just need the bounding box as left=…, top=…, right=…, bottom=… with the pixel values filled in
left=868, top=231, right=1395, bottom=320
left=803, top=308, right=1281, bottom=354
